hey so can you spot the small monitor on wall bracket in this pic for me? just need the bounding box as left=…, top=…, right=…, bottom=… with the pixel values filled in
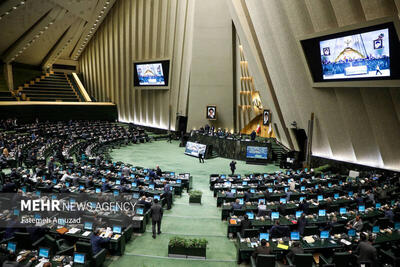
left=133, top=59, right=170, bottom=89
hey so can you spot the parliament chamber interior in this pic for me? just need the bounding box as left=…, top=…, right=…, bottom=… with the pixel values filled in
left=0, top=0, right=400, bottom=267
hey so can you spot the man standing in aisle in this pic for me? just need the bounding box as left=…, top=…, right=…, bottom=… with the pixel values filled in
left=230, top=160, right=236, bottom=175
left=150, top=198, right=163, bottom=239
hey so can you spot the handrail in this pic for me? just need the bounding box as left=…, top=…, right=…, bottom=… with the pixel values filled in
left=72, top=72, right=91, bottom=102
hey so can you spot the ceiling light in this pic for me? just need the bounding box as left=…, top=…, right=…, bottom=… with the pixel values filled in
left=13, top=6, right=17, bottom=10
left=21, top=1, right=25, bottom=4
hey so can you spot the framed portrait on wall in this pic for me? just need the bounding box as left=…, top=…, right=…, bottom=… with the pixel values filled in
left=263, top=109, right=271, bottom=125
left=206, top=105, right=217, bottom=120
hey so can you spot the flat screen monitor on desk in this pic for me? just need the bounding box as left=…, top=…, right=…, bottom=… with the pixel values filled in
left=268, top=188, right=273, bottom=193
left=250, top=189, right=255, bottom=193
left=116, top=180, right=121, bottom=185
left=394, top=222, right=400, bottom=230
left=84, top=222, right=93, bottom=231
left=258, top=199, right=265, bottom=204
left=328, top=183, right=332, bottom=187
left=170, top=172, right=175, bottom=178
left=149, top=184, right=155, bottom=190
left=238, top=198, right=244, bottom=205
left=160, top=178, right=165, bottom=182
left=348, top=191, right=353, bottom=197
left=231, top=189, right=236, bottom=194
left=290, top=232, right=300, bottom=241
left=132, top=193, right=139, bottom=199
left=113, top=226, right=122, bottom=234
left=340, top=208, right=347, bottom=215
left=259, top=233, right=269, bottom=241
left=145, top=176, right=150, bottom=181
left=13, top=209, right=19, bottom=216
left=375, top=203, right=381, bottom=209
left=113, top=190, right=119, bottom=196
left=221, top=175, right=226, bottom=179
left=317, top=195, right=323, bottom=201
left=280, top=198, right=287, bottom=204
left=131, top=182, right=137, bottom=187
left=372, top=226, right=380, bottom=233
left=242, top=181, right=247, bottom=186
left=38, top=247, right=50, bottom=258
left=358, top=205, right=365, bottom=212
left=334, top=193, right=339, bottom=199
left=271, top=212, right=279, bottom=220
left=295, top=211, right=303, bottom=219
left=154, top=195, right=160, bottom=201
left=74, top=253, right=85, bottom=264
left=320, top=231, right=329, bottom=239
left=319, top=209, right=326, bottom=217
left=348, top=229, right=356, bottom=237
left=301, top=186, right=305, bottom=191
left=95, top=188, right=101, bottom=193
left=177, top=179, right=181, bottom=184
left=7, top=242, right=16, bottom=253
left=299, top=197, right=306, bottom=202
left=136, top=208, right=144, bottom=215
left=246, top=212, right=254, bottom=220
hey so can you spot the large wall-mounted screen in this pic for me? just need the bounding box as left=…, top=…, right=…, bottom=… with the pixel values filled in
left=246, top=146, right=268, bottom=160
left=301, top=22, right=400, bottom=83
left=320, top=28, right=390, bottom=80
left=133, top=60, right=170, bottom=88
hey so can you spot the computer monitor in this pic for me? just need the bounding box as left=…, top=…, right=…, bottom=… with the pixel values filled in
left=284, top=187, right=289, bottom=192
left=238, top=198, right=244, bottom=205
left=301, top=186, right=306, bottom=191
left=177, top=179, right=182, bottom=184
left=101, top=178, right=106, bottom=183
left=38, top=247, right=50, bottom=258
left=117, top=172, right=122, bottom=177
left=295, top=211, right=303, bottom=218
left=334, top=193, right=339, bottom=199
left=231, top=189, right=236, bottom=194
left=7, top=242, right=16, bottom=253
left=242, top=181, right=248, bottom=186
left=268, top=188, right=273, bottom=193
left=340, top=208, right=347, bottom=215
left=258, top=198, right=265, bottom=204
left=131, top=182, right=137, bottom=187
left=319, top=209, right=326, bottom=217
left=372, top=226, right=380, bottom=233
left=259, top=233, right=269, bottom=241
left=13, top=209, right=19, bottom=216
left=320, top=231, right=329, bottom=239
left=84, top=222, right=93, bottom=231
left=131, top=167, right=136, bottom=171
left=280, top=198, right=287, bottom=204
left=394, top=222, right=400, bottom=230
left=149, top=184, right=155, bottom=190
left=170, top=172, right=175, bottom=178
left=143, top=169, right=148, bottom=174
left=225, top=181, right=231, bottom=186
left=136, top=208, right=144, bottom=215
left=36, top=191, right=41, bottom=196
left=375, top=203, right=381, bottom=209
left=315, top=185, right=319, bottom=189
left=95, top=188, right=101, bottom=193
left=271, top=212, right=279, bottom=220
left=290, top=232, right=300, bottom=241
left=79, top=185, right=85, bottom=190
left=74, top=253, right=85, bottom=264
left=250, top=174, right=254, bottom=178
left=132, top=193, right=140, bottom=199
left=116, top=180, right=121, bottom=185
left=348, top=191, right=353, bottom=197
left=339, top=181, right=343, bottom=185
left=348, top=229, right=356, bottom=237
left=328, top=183, right=332, bottom=188
left=52, top=179, right=57, bottom=184
left=113, top=190, right=119, bottom=196
left=237, top=175, right=241, bottom=179
left=221, top=175, right=226, bottom=179
left=113, top=225, right=122, bottom=234
left=160, top=177, right=165, bottom=182
left=250, top=188, right=255, bottom=193
left=21, top=186, right=26, bottom=193
left=154, top=195, right=160, bottom=201
left=34, top=214, right=41, bottom=219
left=358, top=205, right=365, bottom=212
left=51, top=195, right=57, bottom=200
left=145, top=176, right=150, bottom=181
left=299, top=197, right=306, bottom=202
left=317, top=195, right=323, bottom=201
left=246, top=212, right=254, bottom=220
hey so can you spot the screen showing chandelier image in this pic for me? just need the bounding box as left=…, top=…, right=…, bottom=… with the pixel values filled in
left=136, top=63, right=165, bottom=85
left=320, top=28, right=390, bottom=80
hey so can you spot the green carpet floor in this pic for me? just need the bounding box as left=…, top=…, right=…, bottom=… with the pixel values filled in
left=108, top=140, right=282, bottom=267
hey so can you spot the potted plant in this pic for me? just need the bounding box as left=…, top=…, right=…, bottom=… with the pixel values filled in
left=189, top=190, right=202, bottom=204
left=186, top=238, right=207, bottom=259
left=168, top=236, right=187, bottom=257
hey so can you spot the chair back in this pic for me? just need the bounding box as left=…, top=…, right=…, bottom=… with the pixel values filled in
left=14, top=232, right=32, bottom=249
left=303, top=225, right=319, bottom=236
left=256, top=254, right=276, bottom=267
left=331, top=224, right=345, bottom=235
left=244, top=229, right=259, bottom=238
left=76, top=241, right=93, bottom=259
left=294, top=253, right=313, bottom=267
left=333, top=252, right=350, bottom=267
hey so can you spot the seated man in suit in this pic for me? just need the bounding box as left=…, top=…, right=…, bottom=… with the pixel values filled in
left=226, top=190, right=235, bottom=198
left=286, top=241, right=304, bottom=263
left=231, top=199, right=242, bottom=210
left=252, top=239, right=270, bottom=258
left=257, top=201, right=267, bottom=217
left=270, top=220, right=288, bottom=238
left=351, top=234, right=378, bottom=267
left=2, top=253, right=36, bottom=267
left=90, top=229, right=112, bottom=255
left=347, top=215, right=363, bottom=231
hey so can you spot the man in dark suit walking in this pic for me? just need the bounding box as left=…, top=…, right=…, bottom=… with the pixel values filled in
left=150, top=198, right=163, bottom=239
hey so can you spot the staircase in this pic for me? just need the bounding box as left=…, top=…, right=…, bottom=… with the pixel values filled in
left=270, top=140, right=289, bottom=162
left=0, top=91, right=16, bottom=101
left=17, top=71, right=81, bottom=102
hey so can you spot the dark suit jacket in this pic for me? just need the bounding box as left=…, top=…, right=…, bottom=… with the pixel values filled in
left=2, top=260, right=32, bottom=267
left=355, top=241, right=378, bottom=267
left=240, top=219, right=252, bottom=236
left=287, top=246, right=304, bottom=262
left=150, top=203, right=163, bottom=222
left=252, top=245, right=270, bottom=258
